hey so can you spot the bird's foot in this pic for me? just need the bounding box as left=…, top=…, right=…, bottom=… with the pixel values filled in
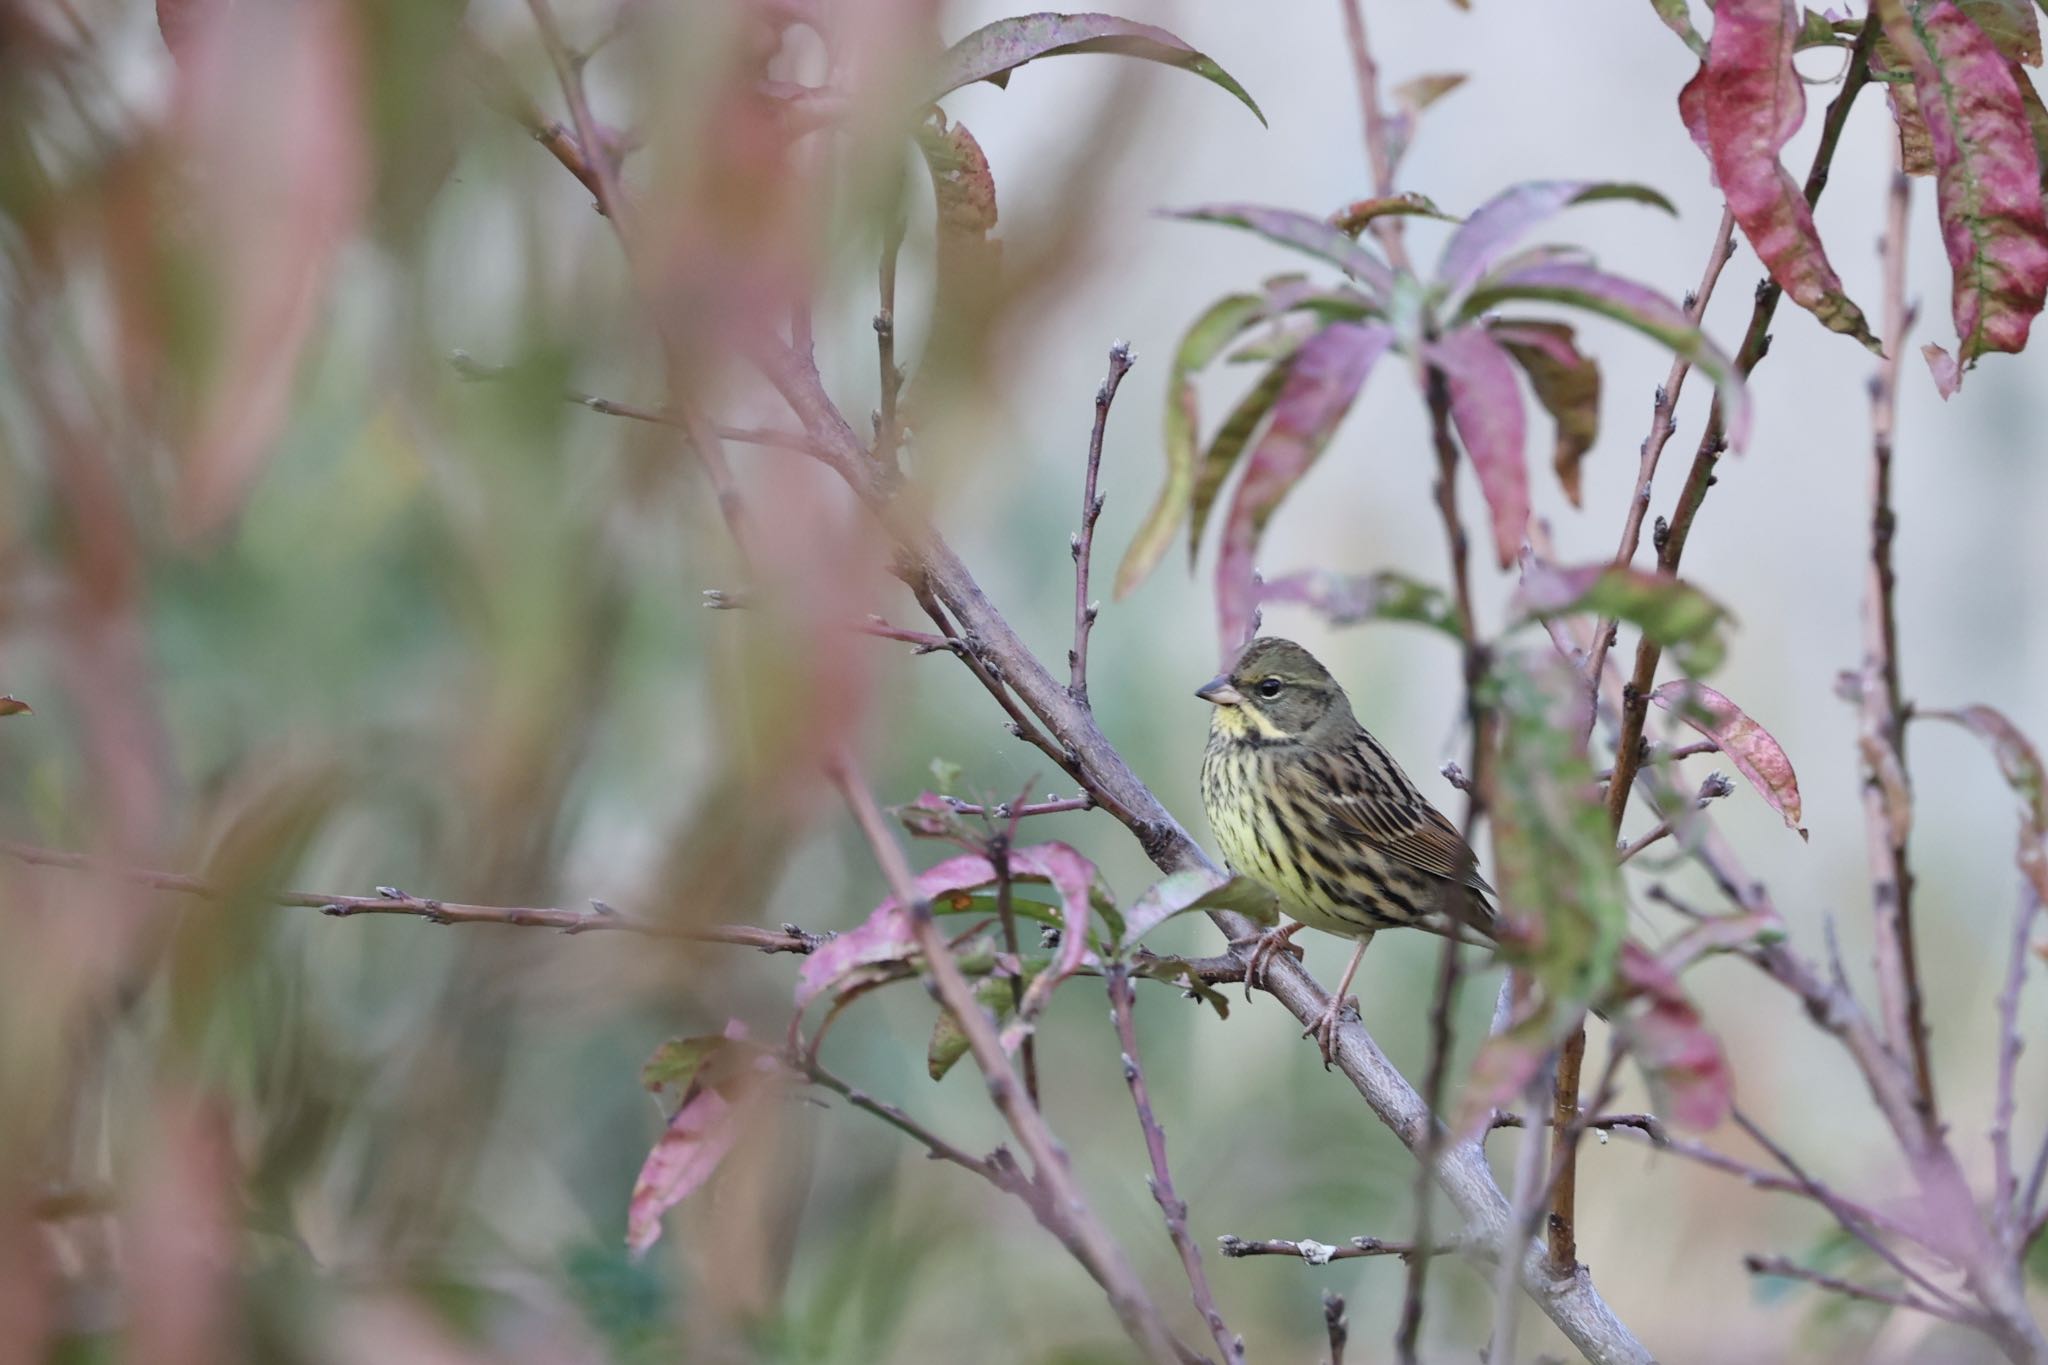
left=1229, top=921, right=1306, bottom=1000
left=1302, top=994, right=1360, bottom=1068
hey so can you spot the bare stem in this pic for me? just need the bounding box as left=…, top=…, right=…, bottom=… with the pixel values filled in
left=1334, top=0, right=1413, bottom=272
left=1071, top=343, right=1134, bottom=705
left=943, top=794, right=1094, bottom=819
left=0, top=840, right=819, bottom=949
left=1217, top=1235, right=1459, bottom=1263
left=829, top=757, right=1188, bottom=1365
left=1109, top=965, right=1241, bottom=1362
left=1995, top=886, right=2043, bottom=1244
left=1743, top=1255, right=1957, bottom=1320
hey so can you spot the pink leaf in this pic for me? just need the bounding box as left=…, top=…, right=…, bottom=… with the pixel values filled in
left=1491, top=319, right=1601, bottom=506
left=1650, top=681, right=1807, bottom=839
left=794, top=851, right=995, bottom=1007
left=932, top=12, right=1264, bottom=124
left=1685, top=0, right=1878, bottom=348
left=1214, top=323, right=1392, bottom=660
left=1610, top=943, right=1733, bottom=1130
left=1424, top=326, right=1529, bottom=568
left=1463, top=260, right=1752, bottom=450
left=1435, top=180, right=1674, bottom=305
left=1923, top=341, right=1965, bottom=396
left=1001, top=842, right=1108, bottom=1045
left=1879, top=0, right=2048, bottom=362
left=1173, top=205, right=1396, bottom=298
left=627, top=1087, right=739, bottom=1256
left=170, top=0, right=367, bottom=538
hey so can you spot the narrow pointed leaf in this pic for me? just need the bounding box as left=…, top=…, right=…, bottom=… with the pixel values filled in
left=1926, top=705, right=2048, bottom=902
left=928, top=974, right=1023, bottom=1080
left=1436, top=180, right=1675, bottom=305
left=1189, top=347, right=1302, bottom=564
left=1685, top=0, right=1878, bottom=348
left=1172, top=204, right=1395, bottom=298
left=1330, top=192, right=1455, bottom=237
left=1119, top=870, right=1278, bottom=951
left=1609, top=943, right=1733, bottom=1129
left=1425, top=326, right=1530, bottom=568
left=932, top=13, right=1265, bottom=123
left=1259, top=568, right=1462, bottom=638
left=1491, top=319, right=1601, bottom=507
left=1652, top=0, right=1711, bottom=55
left=1461, top=259, right=1751, bottom=450
left=1516, top=563, right=1730, bottom=675
left=1117, top=292, right=1270, bottom=598
left=1879, top=0, right=2048, bottom=362
left=1458, top=652, right=1627, bottom=1133
left=1214, top=323, right=1393, bottom=658
left=1650, top=681, right=1807, bottom=837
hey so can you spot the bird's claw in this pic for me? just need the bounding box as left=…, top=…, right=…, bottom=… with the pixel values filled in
left=1303, top=995, right=1359, bottom=1068
left=1229, top=922, right=1306, bottom=1000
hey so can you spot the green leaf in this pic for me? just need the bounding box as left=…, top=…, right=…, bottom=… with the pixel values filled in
left=1515, top=563, right=1731, bottom=675
left=1116, top=292, right=1270, bottom=599
left=931, top=13, right=1265, bottom=125
left=1119, top=869, right=1277, bottom=951
left=1170, top=204, right=1396, bottom=298
left=928, top=972, right=1025, bottom=1080
left=1490, top=319, right=1602, bottom=507
left=1650, top=0, right=1708, bottom=55
left=1130, top=955, right=1232, bottom=1019
left=929, top=757, right=964, bottom=795
left=640, top=1036, right=722, bottom=1095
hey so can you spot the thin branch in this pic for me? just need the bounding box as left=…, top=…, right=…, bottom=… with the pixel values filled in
left=1742, top=1254, right=1956, bottom=1320
left=875, top=198, right=907, bottom=472
left=991, top=809, right=1041, bottom=1109
left=1217, top=1235, right=1459, bottom=1264
left=1861, top=155, right=1936, bottom=1116
left=459, top=31, right=609, bottom=209
left=1617, top=772, right=1734, bottom=863
left=944, top=793, right=1094, bottom=819
left=1071, top=342, right=1133, bottom=705
left=0, top=840, right=821, bottom=949
left=1109, top=964, right=1242, bottom=1363
left=1595, top=740, right=1719, bottom=783
left=1580, top=207, right=1737, bottom=699
left=1334, top=0, right=1413, bottom=272
left=1995, top=885, right=2043, bottom=1245
left=828, top=757, right=1190, bottom=1365
left=797, top=1056, right=1006, bottom=1181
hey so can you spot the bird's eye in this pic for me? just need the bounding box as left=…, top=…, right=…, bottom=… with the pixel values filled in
left=1256, top=678, right=1283, bottom=699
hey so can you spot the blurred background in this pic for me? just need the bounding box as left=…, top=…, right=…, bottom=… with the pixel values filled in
left=2, top=0, right=2045, bottom=1361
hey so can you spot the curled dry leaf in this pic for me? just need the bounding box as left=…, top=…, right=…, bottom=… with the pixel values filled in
left=1878, top=0, right=2048, bottom=364
left=1329, top=193, right=1454, bottom=237
left=1683, top=0, right=1877, bottom=348
left=1213, top=323, right=1394, bottom=659
left=1925, top=704, right=2048, bottom=903
left=1491, top=320, right=1600, bottom=507
left=1424, top=326, right=1529, bottom=568
left=930, top=12, right=1265, bottom=124
left=1650, top=681, right=1807, bottom=838
left=0, top=697, right=30, bottom=716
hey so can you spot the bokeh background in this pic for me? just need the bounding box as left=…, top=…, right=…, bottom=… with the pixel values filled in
left=3, top=0, right=2045, bottom=1361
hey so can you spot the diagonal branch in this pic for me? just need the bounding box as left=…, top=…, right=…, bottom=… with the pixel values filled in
left=1071, top=342, right=1133, bottom=706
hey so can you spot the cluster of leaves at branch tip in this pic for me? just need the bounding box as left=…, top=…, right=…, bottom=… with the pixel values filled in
left=1114, top=171, right=1754, bottom=658
left=1667, top=0, right=2048, bottom=395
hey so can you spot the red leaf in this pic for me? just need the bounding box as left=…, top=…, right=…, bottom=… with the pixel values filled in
left=626, top=1024, right=779, bottom=1256
left=1213, top=323, right=1393, bottom=659
left=1424, top=326, right=1529, bottom=568
left=1490, top=319, right=1601, bottom=507
left=794, top=851, right=993, bottom=1007
left=1003, top=842, right=1105, bottom=1036
left=1435, top=180, right=1674, bottom=305
left=1650, top=681, right=1807, bottom=839
left=1610, top=943, right=1733, bottom=1130
left=1463, top=260, right=1751, bottom=450
left=932, top=12, right=1265, bottom=124
left=1879, top=0, right=2048, bottom=362
left=1685, top=0, right=1878, bottom=348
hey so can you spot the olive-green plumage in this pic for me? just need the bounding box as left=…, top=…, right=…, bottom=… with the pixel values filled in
left=1198, top=637, right=1494, bottom=943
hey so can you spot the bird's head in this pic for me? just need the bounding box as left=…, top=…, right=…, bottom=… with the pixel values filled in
left=1197, top=637, right=1355, bottom=742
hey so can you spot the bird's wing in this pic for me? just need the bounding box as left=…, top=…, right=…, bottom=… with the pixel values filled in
left=1324, top=780, right=1494, bottom=898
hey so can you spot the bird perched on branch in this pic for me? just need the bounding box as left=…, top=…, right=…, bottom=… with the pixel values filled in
left=1198, top=636, right=1492, bottom=1062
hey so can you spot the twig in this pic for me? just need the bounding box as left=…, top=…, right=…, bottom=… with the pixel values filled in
left=1071, top=342, right=1133, bottom=705
left=1580, top=207, right=1737, bottom=699
left=1617, top=773, right=1734, bottom=863
left=459, top=31, right=608, bottom=209
left=828, top=757, right=1189, bottom=1365
left=942, top=794, right=1094, bottom=819
left=990, top=802, right=1041, bottom=1109
left=1109, top=964, right=1242, bottom=1363
left=0, top=840, right=819, bottom=949
left=1594, top=740, right=1719, bottom=782
left=1217, top=1235, right=1458, bottom=1263
left=797, top=1056, right=1005, bottom=1180
left=1861, top=155, right=1936, bottom=1116
left=875, top=201, right=907, bottom=472
left=1742, top=1254, right=1956, bottom=1319
left=1732, top=1109, right=1962, bottom=1314
left=1322, top=1290, right=1348, bottom=1365
left=1995, top=886, right=2042, bottom=1245
left=1334, top=0, right=1413, bottom=272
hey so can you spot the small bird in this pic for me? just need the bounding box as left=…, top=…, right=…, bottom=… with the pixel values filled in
left=1198, top=636, right=1493, bottom=1061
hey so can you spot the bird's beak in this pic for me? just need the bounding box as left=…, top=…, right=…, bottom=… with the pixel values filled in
left=1196, top=675, right=1244, bottom=706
